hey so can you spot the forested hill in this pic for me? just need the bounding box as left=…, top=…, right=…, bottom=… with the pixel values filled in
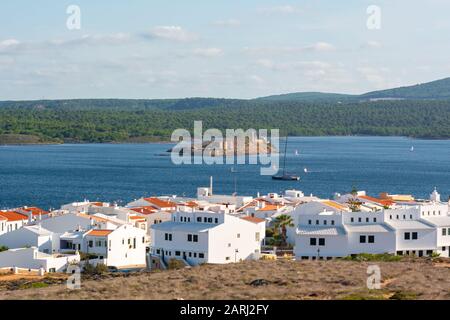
left=0, top=99, right=449, bottom=143
left=258, top=77, right=450, bottom=102
left=361, top=77, right=450, bottom=100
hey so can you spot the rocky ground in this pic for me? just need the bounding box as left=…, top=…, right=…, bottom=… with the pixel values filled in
left=0, top=258, right=449, bottom=300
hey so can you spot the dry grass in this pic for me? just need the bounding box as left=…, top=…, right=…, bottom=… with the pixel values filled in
left=0, top=258, right=449, bottom=300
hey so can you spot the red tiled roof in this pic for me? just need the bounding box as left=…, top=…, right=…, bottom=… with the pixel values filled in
left=86, top=229, right=113, bottom=237
left=241, top=216, right=265, bottom=224
left=16, top=207, right=49, bottom=216
left=144, top=197, right=177, bottom=208
left=359, top=195, right=394, bottom=206
left=0, top=211, right=28, bottom=222
left=257, top=204, right=281, bottom=212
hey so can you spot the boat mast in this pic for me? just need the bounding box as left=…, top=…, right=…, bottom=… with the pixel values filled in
left=282, top=134, right=288, bottom=175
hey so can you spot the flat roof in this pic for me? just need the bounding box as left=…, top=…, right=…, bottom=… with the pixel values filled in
left=151, top=222, right=216, bottom=233
left=345, top=224, right=392, bottom=233
left=297, top=226, right=345, bottom=236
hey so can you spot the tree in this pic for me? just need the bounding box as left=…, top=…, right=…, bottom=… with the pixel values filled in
left=273, top=214, right=294, bottom=247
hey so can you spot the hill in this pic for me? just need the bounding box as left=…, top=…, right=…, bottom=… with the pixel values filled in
left=256, top=92, right=356, bottom=103
left=258, top=77, right=450, bottom=102
left=1, top=77, right=450, bottom=143
left=0, top=258, right=449, bottom=300
left=361, top=77, right=450, bottom=100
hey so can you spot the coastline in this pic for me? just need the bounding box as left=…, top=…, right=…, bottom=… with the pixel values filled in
left=0, top=134, right=449, bottom=146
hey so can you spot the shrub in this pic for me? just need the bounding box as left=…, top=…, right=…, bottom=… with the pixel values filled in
left=168, top=259, right=186, bottom=270
left=0, top=245, right=9, bottom=252
left=341, top=253, right=403, bottom=262
left=94, top=263, right=108, bottom=275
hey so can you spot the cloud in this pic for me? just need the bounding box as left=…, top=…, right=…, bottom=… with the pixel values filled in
left=143, top=26, right=198, bottom=42
left=249, top=75, right=264, bottom=84
left=304, top=42, right=335, bottom=52
left=244, top=42, right=336, bottom=56
left=357, top=66, right=390, bottom=88
left=193, top=47, right=224, bottom=57
left=257, top=5, right=299, bottom=14
left=0, top=39, right=21, bottom=53
left=362, top=40, right=382, bottom=49
left=49, top=33, right=132, bottom=47
left=213, top=19, right=241, bottom=27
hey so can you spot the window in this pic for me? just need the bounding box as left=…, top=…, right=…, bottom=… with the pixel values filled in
left=142, top=237, right=145, bottom=244
left=318, top=238, right=325, bottom=246
left=412, top=232, right=418, bottom=240
left=389, top=215, right=392, bottom=219
left=366, top=218, right=369, bottom=223
left=197, top=217, right=201, bottom=222
left=193, top=252, right=197, bottom=258
left=165, top=233, right=172, bottom=241
left=308, top=220, right=312, bottom=225
left=226, top=257, right=230, bottom=261
left=443, top=228, right=447, bottom=236
left=175, top=251, right=180, bottom=256
left=255, top=232, right=260, bottom=241
left=360, top=235, right=366, bottom=243
left=215, top=218, right=218, bottom=223
left=331, top=220, right=335, bottom=225
left=199, top=253, right=204, bottom=258
left=358, top=218, right=362, bottom=223
left=448, top=228, right=450, bottom=234
left=409, top=215, right=412, bottom=219
left=373, top=218, right=377, bottom=223
left=237, top=233, right=240, bottom=238
left=208, top=218, right=213, bottom=223
left=351, top=218, right=354, bottom=223
left=323, top=220, right=327, bottom=225
left=193, top=235, right=198, bottom=242
left=404, top=232, right=410, bottom=240
left=133, top=238, right=136, bottom=249
left=187, top=234, right=192, bottom=242
left=88, top=240, right=93, bottom=248
left=316, top=220, right=319, bottom=225
left=203, top=217, right=207, bottom=223
left=310, top=238, right=317, bottom=246
left=368, top=235, right=375, bottom=243
left=188, top=252, right=192, bottom=257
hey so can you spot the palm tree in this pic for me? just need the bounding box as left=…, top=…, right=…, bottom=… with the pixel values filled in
left=273, top=214, right=294, bottom=247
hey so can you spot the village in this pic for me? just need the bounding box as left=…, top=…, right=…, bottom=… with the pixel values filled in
left=0, top=178, right=449, bottom=276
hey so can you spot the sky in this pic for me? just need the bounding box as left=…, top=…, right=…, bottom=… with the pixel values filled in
left=1, top=0, right=450, bottom=100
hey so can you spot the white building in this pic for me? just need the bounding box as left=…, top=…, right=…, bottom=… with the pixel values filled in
left=0, top=247, right=79, bottom=272
left=292, top=189, right=450, bottom=259
left=0, top=211, right=28, bottom=233
left=150, top=210, right=265, bottom=266
left=0, top=225, right=55, bottom=254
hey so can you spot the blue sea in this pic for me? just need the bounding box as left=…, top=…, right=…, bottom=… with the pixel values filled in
left=0, top=136, right=449, bottom=209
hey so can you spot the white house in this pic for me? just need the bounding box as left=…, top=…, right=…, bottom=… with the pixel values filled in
left=0, top=247, right=80, bottom=272
left=83, top=225, right=147, bottom=268
left=150, top=210, right=265, bottom=267
left=292, top=189, right=450, bottom=259
left=0, top=216, right=6, bottom=236
left=0, top=211, right=28, bottom=233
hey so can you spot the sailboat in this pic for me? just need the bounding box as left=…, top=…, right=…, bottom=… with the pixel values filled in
left=294, top=149, right=300, bottom=156
left=410, top=146, right=414, bottom=152
left=272, top=136, right=300, bottom=181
